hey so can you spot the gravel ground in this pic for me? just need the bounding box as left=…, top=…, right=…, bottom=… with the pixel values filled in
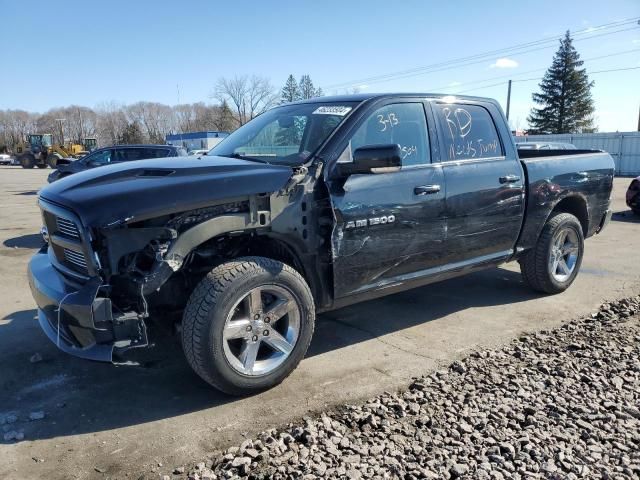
left=172, top=296, right=640, bottom=480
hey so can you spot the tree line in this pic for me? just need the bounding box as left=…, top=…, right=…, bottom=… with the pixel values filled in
left=0, top=73, right=324, bottom=151
left=0, top=101, right=237, bottom=151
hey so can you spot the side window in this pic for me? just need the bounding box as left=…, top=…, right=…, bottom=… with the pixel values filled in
left=141, top=148, right=170, bottom=158
left=85, top=149, right=112, bottom=165
left=350, top=103, right=430, bottom=167
left=112, top=148, right=133, bottom=162
left=434, top=104, right=503, bottom=161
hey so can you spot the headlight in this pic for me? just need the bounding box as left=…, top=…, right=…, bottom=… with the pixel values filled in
left=41, top=226, right=49, bottom=243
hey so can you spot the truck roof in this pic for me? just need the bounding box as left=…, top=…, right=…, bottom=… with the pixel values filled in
left=288, top=93, right=500, bottom=107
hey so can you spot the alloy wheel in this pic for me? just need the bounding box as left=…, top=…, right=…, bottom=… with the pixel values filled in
left=548, top=227, right=580, bottom=282
left=222, top=285, right=300, bottom=376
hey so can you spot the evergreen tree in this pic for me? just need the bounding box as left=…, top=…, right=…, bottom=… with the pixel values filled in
left=216, top=100, right=236, bottom=131
left=299, top=75, right=317, bottom=99
left=315, top=87, right=324, bottom=97
left=281, top=75, right=300, bottom=104
left=119, top=121, right=144, bottom=144
left=527, top=31, right=595, bottom=134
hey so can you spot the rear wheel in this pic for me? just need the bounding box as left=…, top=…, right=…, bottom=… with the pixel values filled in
left=181, top=256, right=315, bottom=395
left=519, top=213, right=584, bottom=294
left=19, top=154, right=35, bottom=169
left=36, top=163, right=47, bottom=169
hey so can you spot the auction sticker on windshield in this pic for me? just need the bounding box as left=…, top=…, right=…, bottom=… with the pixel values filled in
left=313, top=106, right=352, bottom=116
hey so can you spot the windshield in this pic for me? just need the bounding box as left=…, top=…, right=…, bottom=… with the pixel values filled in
left=209, top=102, right=357, bottom=166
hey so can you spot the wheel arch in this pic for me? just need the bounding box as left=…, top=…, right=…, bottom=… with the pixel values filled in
left=548, top=194, right=589, bottom=237
left=198, top=231, right=324, bottom=307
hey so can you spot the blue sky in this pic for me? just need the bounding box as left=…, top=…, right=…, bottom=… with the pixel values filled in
left=1, top=0, right=638, bottom=131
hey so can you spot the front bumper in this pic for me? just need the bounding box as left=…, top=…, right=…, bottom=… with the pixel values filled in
left=28, top=247, right=147, bottom=362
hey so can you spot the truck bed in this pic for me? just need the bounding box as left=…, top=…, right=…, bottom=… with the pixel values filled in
left=516, top=150, right=615, bottom=252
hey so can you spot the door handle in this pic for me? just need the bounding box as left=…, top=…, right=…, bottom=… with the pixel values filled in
left=414, top=184, right=441, bottom=195
left=499, top=175, right=521, bottom=184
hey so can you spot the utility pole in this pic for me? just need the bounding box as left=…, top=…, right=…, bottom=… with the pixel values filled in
left=637, top=104, right=639, bottom=132
left=506, top=80, right=512, bottom=122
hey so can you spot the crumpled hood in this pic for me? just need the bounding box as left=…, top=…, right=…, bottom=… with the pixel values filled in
left=39, top=156, right=293, bottom=227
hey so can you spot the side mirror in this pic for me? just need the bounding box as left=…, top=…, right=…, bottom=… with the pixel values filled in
left=336, top=144, right=402, bottom=177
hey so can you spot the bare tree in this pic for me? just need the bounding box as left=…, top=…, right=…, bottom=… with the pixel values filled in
left=214, top=75, right=277, bottom=126
left=126, top=102, right=176, bottom=143
left=95, top=102, right=128, bottom=145
left=0, top=109, right=38, bottom=147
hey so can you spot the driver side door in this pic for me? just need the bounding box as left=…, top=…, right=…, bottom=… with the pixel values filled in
left=329, top=101, right=447, bottom=299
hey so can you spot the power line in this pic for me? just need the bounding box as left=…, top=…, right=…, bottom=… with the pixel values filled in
left=429, top=48, right=640, bottom=92
left=346, top=26, right=638, bottom=88
left=322, top=17, right=639, bottom=89
left=324, top=19, right=639, bottom=88
left=454, top=66, right=640, bottom=94
left=513, top=66, right=640, bottom=83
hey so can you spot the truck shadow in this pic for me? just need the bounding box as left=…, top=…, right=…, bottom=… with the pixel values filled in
left=611, top=210, right=640, bottom=224
left=0, top=267, right=537, bottom=444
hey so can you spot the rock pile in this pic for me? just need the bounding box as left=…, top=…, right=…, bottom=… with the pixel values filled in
left=179, top=296, right=640, bottom=479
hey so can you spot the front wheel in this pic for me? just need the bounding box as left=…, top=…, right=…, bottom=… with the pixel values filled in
left=519, top=213, right=584, bottom=294
left=19, top=154, right=35, bottom=169
left=181, top=257, right=315, bottom=395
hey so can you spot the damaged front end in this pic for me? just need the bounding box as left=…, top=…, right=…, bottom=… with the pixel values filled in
left=28, top=197, right=274, bottom=362
left=28, top=199, right=149, bottom=362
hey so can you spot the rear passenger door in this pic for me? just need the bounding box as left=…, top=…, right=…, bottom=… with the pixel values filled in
left=431, top=101, right=524, bottom=265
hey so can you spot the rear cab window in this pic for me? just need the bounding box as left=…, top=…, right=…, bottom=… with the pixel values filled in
left=434, top=103, right=503, bottom=162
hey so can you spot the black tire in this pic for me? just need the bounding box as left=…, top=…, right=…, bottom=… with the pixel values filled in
left=36, top=163, right=47, bottom=169
left=19, top=154, right=35, bottom=169
left=181, top=256, right=315, bottom=395
left=519, top=213, right=584, bottom=294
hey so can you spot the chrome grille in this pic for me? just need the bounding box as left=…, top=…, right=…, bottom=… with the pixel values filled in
left=56, top=217, right=80, bottom=238
left=63, top=248, right=88, bottom=270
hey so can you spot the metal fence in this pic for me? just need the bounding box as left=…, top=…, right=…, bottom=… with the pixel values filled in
left=514, top=132, right=640, bottom=176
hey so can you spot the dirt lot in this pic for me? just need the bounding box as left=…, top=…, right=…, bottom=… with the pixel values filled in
left=0, top=167, right=638, bottom=480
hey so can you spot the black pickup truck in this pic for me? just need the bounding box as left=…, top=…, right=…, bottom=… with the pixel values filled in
left=28, top=93, right=614, bottom=395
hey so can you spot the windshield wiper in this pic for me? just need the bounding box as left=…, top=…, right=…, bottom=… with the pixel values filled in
left=220, top=153, right=271, bottom=164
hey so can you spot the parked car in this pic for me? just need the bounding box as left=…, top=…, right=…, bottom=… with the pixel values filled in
left=0, top=153, right=12, bottom=165
left=188, top=149, right=209, bottom=156
left=626, top=177, right=640, bottom=215
left=516, top=142, right=577, bottom=150
left=28, top=93, right=614, bottom=395
left=47, top=144, right=188, bottom=182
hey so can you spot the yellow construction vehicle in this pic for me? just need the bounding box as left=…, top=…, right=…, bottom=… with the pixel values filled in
left=15, top=134, right=55, bottom=169
left=15, top=135, right=98, bottom=168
